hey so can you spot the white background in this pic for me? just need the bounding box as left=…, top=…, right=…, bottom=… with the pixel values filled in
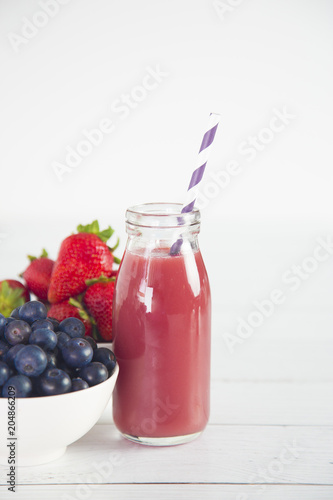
left=0, top=2, right=332, bottom=498
left=0, top=1, right=332, bottom=378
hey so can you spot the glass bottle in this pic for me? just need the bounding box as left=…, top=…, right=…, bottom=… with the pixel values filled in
left=112, top=203, right=211, bottom=445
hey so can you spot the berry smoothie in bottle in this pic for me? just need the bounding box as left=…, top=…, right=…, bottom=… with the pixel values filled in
left=112, top=203, right=211, bottom=446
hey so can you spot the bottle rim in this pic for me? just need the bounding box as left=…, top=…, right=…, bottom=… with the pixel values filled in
left=126, top=202, right=200, bottom=228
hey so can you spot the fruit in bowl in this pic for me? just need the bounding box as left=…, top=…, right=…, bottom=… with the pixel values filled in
left=0, top=300, right=118, bottom=466
left=0, top=365, right=118, bottom=466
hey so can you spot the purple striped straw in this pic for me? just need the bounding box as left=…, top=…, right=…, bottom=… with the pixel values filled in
left=181, top=112, right=220, bottom=214
left=170, top=112, right=220, bottom=255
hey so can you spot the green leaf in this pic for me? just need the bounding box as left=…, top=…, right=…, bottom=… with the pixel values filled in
left=85, top=275, right=115, bottom=287
left=91, top=323, right=103, bottom=342
left=98, top=227, right=114, bottom=242
left=68, top=298, right=83, bottom=309
left=113, top=255, right=121, bottom=265
left=0, top=281, right=25, bottom=317
left=27, top=248, right=49, bottom=262
left=77, top=220, right=114, bottom=243
left=78, top=308, right=95, bottom=323
left=108, top=237, right=120, bottom=253
left=10, top=289, right=25, bottom=302
left=1, top=280, right=10, bottom=297
left=68, top=298, right=96, bottom=324
left=77, top=220, right=99, bottom=234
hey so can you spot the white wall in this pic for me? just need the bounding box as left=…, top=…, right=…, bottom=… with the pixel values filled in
left=0, top=0, right=332, bottom=338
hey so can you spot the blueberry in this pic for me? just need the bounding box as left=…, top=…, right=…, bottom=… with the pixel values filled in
left=2, top=375, right=32, bottom=398
left=0, top=361, right=10, bottom=386
left=78, top=362, right=108, bottom=387
left=10, top=307, right=21, bottom=319
left=38, top=368, right=71, bottom=396
left=84, top=336, right=97, bottom=350
left=0, top=313, right=7, bottom=336
left=31, top=319, right=54, bottom=332
left=62, top=338, right=93, bottom=368
left=47, top=318, right=60, bottom=331
left=0, top=340, right=10, bottom=361
left=58, top=317, right=85, bottom=338
left=5, top=344, right=25, bottom=368
left=71, top=377, right=89, bottom=392
left=4, top=320, right=31, bottom=346
left=14, top=345, right=47, bottom=377
left=93, top=347, right=116, bottom=375
left=46, top=351, right=57, bottom=368
left=56, top=331, right=70, bottom=350
left=29, top=376, right=42, bottom=397
left=56, top=357, right=78, bottom=378
left=19, top=301, right=47, bottom=324
left=29, top=328, right=57, bottom=351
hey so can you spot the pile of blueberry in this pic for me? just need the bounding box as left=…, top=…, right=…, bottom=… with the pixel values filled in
left=0, top=300, right=116, bottom=397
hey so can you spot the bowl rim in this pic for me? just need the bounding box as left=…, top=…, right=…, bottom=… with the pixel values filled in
left=0, top=362, right=118, bottom=402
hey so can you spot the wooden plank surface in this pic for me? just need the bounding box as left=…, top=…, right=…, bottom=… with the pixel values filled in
left=1, top=424, right=331, bottom=486
left=1, top=484, right=333, bottom=500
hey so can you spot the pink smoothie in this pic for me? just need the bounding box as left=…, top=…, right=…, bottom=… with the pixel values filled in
left=112, top=248, right=211, bottom=438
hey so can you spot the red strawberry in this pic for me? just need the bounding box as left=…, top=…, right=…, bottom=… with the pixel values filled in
left=22, top=249, right=55, bottom=301
left=48, top=221, right=118, bottom=304
left=0, top=280, right=30, bottom=317
left=47, top=299, right=94, bottom=338
left=83, top=276, right=115, bottom=341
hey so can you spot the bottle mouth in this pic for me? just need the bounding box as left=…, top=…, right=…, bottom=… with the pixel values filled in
left=126, top=203, right=200, bottom=228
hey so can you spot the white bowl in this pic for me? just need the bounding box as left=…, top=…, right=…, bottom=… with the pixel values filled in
left=0, top=363, right=118, bottom=466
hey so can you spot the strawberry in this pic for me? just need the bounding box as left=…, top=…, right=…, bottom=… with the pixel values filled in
left=48, top=221, right=119, bottom=304
left=0, top=280, right=30, bottom=317
left=22, top=249, right=55, bottom=301
left=83, top=276, right=115, bottom=341
left=47, top=299, right=94, bottom=338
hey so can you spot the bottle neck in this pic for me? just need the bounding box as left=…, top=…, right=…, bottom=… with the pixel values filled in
left=124, top=203, right=201, bottom=256
left=126, top=224, right=200, bottom=255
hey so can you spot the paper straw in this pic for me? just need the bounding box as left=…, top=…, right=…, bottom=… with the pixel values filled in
left=170, top=113, right=220, bottom=255
left=181, top=112, right=221, bottom=214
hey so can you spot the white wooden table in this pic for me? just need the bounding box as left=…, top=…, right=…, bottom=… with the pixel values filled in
left=0, top=307, right=332, bottom=500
